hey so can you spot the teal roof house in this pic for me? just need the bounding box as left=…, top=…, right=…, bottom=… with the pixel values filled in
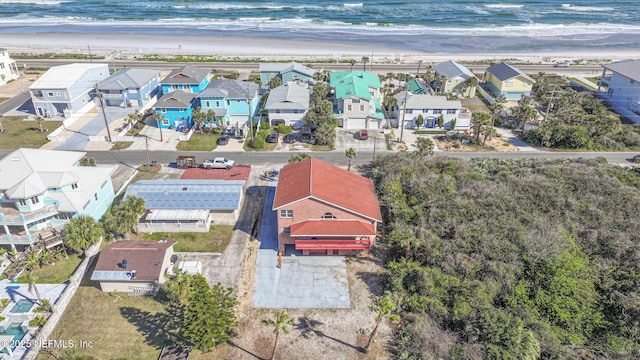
left=197, top=79, right=259, bottom=127
left=0, top=149, right=116, bottom=247
left=434, top=60, right=477, bottom=98
left=160, top=65, right=210, bottom=95
left=259, top=62, right=316, bottom=88
left=329, top=71, right=384, bottom=129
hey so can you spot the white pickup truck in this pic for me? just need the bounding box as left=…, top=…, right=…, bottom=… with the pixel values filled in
left=201, top=157, right=235, bottom=170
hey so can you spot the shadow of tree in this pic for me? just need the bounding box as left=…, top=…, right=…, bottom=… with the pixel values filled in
left=356, top=271, right=385, bottom=298
left=119, top=305, right=184, bottom=350
left=295, top=316, right=364, bottom=353
left=228, top=340, right=264, bottom=360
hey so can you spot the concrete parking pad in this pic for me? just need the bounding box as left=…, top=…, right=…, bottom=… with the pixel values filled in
left=252, top=170, right=350, bottom=309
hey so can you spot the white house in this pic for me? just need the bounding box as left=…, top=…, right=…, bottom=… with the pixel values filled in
left=393, top=91, right=472, bottom=130
left=0, top=48, right=19, bottom=86
left=264, top=83, right=310, bottom=128
left=0, top=148, right=116, bottom=247
left=597, top=59, right=640, bottom=123
left=330, top=71, right=384, bottom=129
left=29, top=63, right=109, bottom=118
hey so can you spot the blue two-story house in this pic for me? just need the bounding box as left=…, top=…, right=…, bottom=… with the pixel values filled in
left=154, top=90, right=196, bottom=130
left=29, top=63, right=110, bottom=118
left=98, top=68, right=160, bottom=108
left=160, top=65, right=210, bottom=95
left=0, top=149, right=116, bottom=247
left=197, top=79, right=259, bottom=127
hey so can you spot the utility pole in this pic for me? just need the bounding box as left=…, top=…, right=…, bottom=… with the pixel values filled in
left=144, top=136, right=151, bottom=172
left=96, top=84, right=112, bottom=142
left=246, top=83, right=254, bottom=142
left=399, top=89, right=410, bottom=143
left=544, top=84, right=560, bottom=123
left=372, top=132, right=377, bottom=162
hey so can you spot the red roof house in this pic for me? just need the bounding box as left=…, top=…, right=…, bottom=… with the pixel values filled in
left=273, top=158, right=382, bottom=255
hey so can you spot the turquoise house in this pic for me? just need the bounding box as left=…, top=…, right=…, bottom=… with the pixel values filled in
left=160, top=65, right=210, bottom=95
left=197, top=79, right=260, bottom=127
left=0, top=149, right=116, bottom=247
left=154, top=90, right=196, bottom=130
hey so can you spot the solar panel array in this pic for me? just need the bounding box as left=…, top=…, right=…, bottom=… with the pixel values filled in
left=125, top=180, right=245, bottom=210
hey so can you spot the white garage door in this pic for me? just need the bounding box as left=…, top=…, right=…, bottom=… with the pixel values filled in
left=368, top=121, right=379, bottom=129
left=347, top=118, right=367, bottom=129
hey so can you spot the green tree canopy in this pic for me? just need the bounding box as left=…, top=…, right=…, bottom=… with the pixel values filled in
left=63, top=215, right=104, bottom=252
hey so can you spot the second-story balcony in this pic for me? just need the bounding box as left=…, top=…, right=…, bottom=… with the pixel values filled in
left=0, top=205, right=59, bottom=226
left=599, top=76, right=612, bottom=85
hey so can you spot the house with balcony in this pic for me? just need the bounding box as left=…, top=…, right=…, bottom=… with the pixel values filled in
left=29, top=63, right=109, bottom=118
left=98, top=68, right=160, bottom=108
left=197, top=79, right=259, bottom=127
left=597, top=59, right=640, bottom=123
left=434, top=60, right=477, bottom=98
left=154, top=90, right=196, bottom=130
left=484, top=62, right=535, bottom=100
left=0, top=48, right=19, bottom=86
left=91, top=240, right=176, bottom=295
left=264, top=83, right=310, bottom=128
left=259, top=62, right=316, bottom=88
left=0, top=149, right=116, bottom=247
left=273, top=158, right=381, bottom=256
left=330, top=71, right=384, bottom=129
left=393, top=91, right=471, bottom=130
left=160, top=65, right=210, bottom=95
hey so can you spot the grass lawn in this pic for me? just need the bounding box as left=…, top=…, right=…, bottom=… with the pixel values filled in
left=0, top=97, right=8, bottom=104
left=133, top=225, right=233, bottom=253
left=111, top=141, right=133, bottom=150
left=0, top=116, right=62, bottom=150
left=17, top=253, right=83, bottom=284
left=570, top=77, right=597, bottom=91
left=176, top=133, right=220, bottom=151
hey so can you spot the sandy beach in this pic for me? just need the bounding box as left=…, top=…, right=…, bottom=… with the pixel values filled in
left=4, top=32, right=640, bottom=65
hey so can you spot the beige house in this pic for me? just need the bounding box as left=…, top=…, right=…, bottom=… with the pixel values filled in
left=434, top=60, right=477, bottom=98
left=90, top=240, right=176, bottom=295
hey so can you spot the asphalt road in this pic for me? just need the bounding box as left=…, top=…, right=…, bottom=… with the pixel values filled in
left=18, top=59, right=603, bottom=76
left=0, top=92, right=29, bottom=115
left=0, top=150, right=630, bottom=168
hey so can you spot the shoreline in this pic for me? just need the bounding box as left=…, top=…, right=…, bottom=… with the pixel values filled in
left=3, top=32, right=640, bottom=65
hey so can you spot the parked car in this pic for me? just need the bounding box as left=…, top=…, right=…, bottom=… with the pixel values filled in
left=359, top=129, right=369, bottom=140
left=266, top=132, right=279, bottom=143
left=632, top=154, right=640, bottom=163
left=201, top=157, right=235, bottom=170
left=217, top=135, right=230, bottom=145
left=283, top=133, right=296, bottom=144
left=554, top=62, right=570, bottom=68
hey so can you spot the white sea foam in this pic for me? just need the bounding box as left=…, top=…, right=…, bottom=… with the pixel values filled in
left=343, top=3, right=363, bottom=7
left=560, top=4, right=615, bottom=12
left=0, top=0, right=64, bottom=4
left=484, top=4, right=524, bottom=9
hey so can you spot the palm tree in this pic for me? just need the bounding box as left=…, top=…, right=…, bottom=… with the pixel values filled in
left=463, top=76, right=478, bottom=98
left=191, top=106, right=206, bottom=133
left=361, top=56, right=369, bottom=72
left=154, top=113, right=167, bottom=141
left=25, top=253, right=41, bottom=271
left=438, top=75, right=448, bottom=95
left=205, top=109, right=217, bottom=130
left=472, top=112, right=491, bottom=143
left=0, top=117, right=4, bottom=133
left=364, top=293, right=399, bottom=352
left=489, top=102, right=504, bottom=127
left=63, top=215, right=104, bottom=253
left=345, top=147, right=357, bottom=171
left=163, top=269, right=193, bottom=308
left=35, top=116, right=45, bottom=133
left=349, top=59, right=357, bottom=71
left=262, top=310, right=293, bottom=360
left=24, top=272, right=43, bottom=304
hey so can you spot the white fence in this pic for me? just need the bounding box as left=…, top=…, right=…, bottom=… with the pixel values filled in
left=477, top=85, right=497, bottom=105
left=46, top=126, right=66, bottom=142
left=178, top=128, right=194, bottom=141
left=24, top=239, right=102, bottom=360
left=137, top=221, right=211, bottom=233
left=88, top=135, right=135, bottom=142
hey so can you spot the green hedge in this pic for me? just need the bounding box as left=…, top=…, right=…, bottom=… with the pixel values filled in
left=415, top=129, right=447, bottom=135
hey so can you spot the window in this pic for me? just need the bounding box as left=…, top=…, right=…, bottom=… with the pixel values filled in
left=161, top=108, right=167, bottom=113
left=56, top=92, right=61, bottom=96
left=631, top=79, right=636, bottom=84
left=94, top=192, right=98, bottom=201
left=19, top=199, right=27, bottom=206
left=434, top=109, right=442, bottom=114
left=163, top=119, right=170, bottom=125
left=206, top=101, right=210, bottom=107
left=71, top=183, right=78, bottom=190
left=280, top=210, right=293, bottom=218
left=237, top=99, right=241, bottom=103
left=283, top=227, right=290, bottom=234
left=226, top=100, right=230, bottom=106
left=179, top=108, right=184, bottom=112
left=293, top=110, right=299, bottom=114
left=505, top=81, right=514, bottom=87
left=216, top=101, right=220, bottom=107
left=447, top=109, right=456, bottom=114
left=47, top=92, right=54, bottom=97
left=321, top=212, right=336, bottom=219
left=275, top=109, right=281, bottom=114
left=347, top=105, right=352, bottom=111
left=31, top=196, right=39, bottom=204
left=407, top=109, right=413, bottom=114
left=360, top=105, right=365, bottom=111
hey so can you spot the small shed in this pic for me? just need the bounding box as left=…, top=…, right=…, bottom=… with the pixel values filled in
left=176, top=155, right=197, bottom=169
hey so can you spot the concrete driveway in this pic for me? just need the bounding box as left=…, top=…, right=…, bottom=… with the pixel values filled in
left=55, top=106, right=129, bottom=151
left=334, top=128, right=388, bottom=154
left=252, top=169, right=350, bottom=309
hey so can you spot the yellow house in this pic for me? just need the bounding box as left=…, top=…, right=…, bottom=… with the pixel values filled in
left=484, top=62, right=535, bottom=100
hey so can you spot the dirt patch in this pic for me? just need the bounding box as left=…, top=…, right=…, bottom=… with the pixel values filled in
left=434, top=135, right=518, bottom=152
left=181, top=165, right=252, bottom=181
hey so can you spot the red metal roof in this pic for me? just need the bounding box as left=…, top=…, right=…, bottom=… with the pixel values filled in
left=290, top=219, right=376, bottom=236
left=273, top=158, right=382, bottom=222
left=181, top=165, right=251, bottom=181
left=295, top=239, right=371, bottom=251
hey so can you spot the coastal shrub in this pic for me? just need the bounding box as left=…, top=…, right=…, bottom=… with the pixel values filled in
left=276, top=124, right=292, bottom=134
left=30, top=315, right=47, bottom=327
left=415, top=130, right=447, bottom=135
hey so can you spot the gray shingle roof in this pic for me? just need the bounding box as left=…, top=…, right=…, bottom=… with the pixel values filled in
left=259, top=62, right=316, bottom=77
left=155, top=90, right=195, bottom=108
left=603, top=59, right=640, bottom=82
left=434, top=60, right=475, bottom=80
left=394, top=92, right=462, bottom=110
left=265, top=83, right=310, bottom=110
left=160, top=65, right=209, bottom=85
left=199, top=79, right=258, bottom=99
left=124, top=179, right=245, bottom=211
left=485, top=62, right=534, bottom=82
left=99, top=68, right=160, bottom=91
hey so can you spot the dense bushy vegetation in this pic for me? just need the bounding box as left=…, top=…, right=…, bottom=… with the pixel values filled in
left=524, top=75, right=640, bottom=150
left=372, top=154, right=640, bottom=359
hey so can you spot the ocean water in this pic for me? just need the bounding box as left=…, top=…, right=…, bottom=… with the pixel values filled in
left=1, top=0, right=639, bottom=53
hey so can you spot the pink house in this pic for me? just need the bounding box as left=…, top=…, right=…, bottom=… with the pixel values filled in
left=273, top=158, right=382, bottom=255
